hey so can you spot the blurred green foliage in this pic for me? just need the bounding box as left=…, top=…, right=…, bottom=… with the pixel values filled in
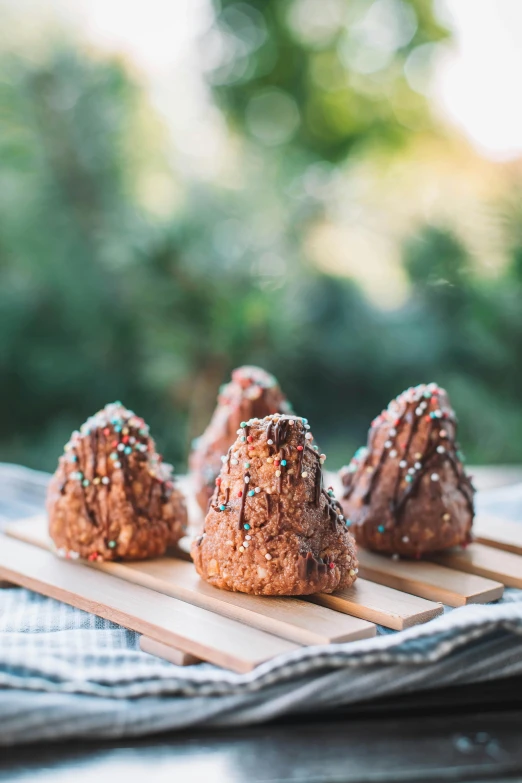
left=0, top=0, right=521, bottom=472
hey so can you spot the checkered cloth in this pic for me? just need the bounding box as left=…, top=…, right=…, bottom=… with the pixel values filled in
left=1, top=463, right=522, bottom=746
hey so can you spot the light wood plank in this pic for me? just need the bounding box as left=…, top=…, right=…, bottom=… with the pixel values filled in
left=357, top=549, right=504, bottom=607
left=6, top=516, right=376, bottom=644
left=309, top=579, right=443, bottom=630
left=474, top=514, right=522, bottom=556
left=0, top=534, right=298, bottom=673
left=434, top=542, right=522, bottom=589
left=139, top=636, right=200, bottom=666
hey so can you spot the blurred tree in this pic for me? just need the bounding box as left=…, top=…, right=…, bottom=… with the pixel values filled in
left=2, top=1, right=522, bottom=474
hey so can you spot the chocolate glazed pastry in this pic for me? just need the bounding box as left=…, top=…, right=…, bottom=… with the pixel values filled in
left=189, top=366, right=292, bottom=515
left=191, top=414, right=358, bottom=596
left=340, top=383, right=475, bottom=558
left=47, top=402, right=187, bottom=562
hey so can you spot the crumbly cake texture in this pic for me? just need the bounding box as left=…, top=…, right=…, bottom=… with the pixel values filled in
left=340, top=383, right=475, bottom=558
left=47, top=402, right=187, bottom=562
left=189, top=366, right=292, bottom=514
left=191, top=414, right=358, bottom=596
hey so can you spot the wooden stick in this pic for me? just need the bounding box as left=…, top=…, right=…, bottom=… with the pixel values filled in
left=6, top=516, right=376, bottom=644
left=0, top=534, right=298, bottom=673
left=139, top=636, right=200, bottom=666
left=309, top=579, right=443, bottom=630
left=357, top=549, right=504, bottom=607
left=473, top=514, right=522, bottom=556
left=434, top=543, right=522, bottom=589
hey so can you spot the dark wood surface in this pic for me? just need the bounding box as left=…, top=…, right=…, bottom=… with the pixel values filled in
left=2, top=678, right=522, bottom=782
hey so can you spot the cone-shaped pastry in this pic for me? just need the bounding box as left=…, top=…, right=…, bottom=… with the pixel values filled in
left=340, top=383, right=474, bottom=558
left=47, top=402, right=187, bottom=561
left=192, top=414, right=358, bottom=595
left=190, top=366, right=292, bottom=514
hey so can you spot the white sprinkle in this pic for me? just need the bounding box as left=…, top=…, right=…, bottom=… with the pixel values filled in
left=239, top=546, right=245, bottom=553
left=389, top=449, right=397, bottom=458
left=265, top=553, right=272, bottom=561
left=437, top=446, right=445, bottom=454
left=399, top=460, right=407, bottom=469
left=414, top=462, right=422, bottom=470
left=304, top=424, right=311, bottom=430
left=245, top=535, right=251, bottom=540
left=221, top=455, right=228, bottom=463
left=266, top=457, right=273, bottom=463
left=289, top=420, right=295, bottom=425
left=244, top=476, right=250, bottom=483
left=402, top=536, right=410, bottom=543
left=114, top=461, right=121, bottom=469
left=101, top=476, right=110, bottom=485
left=275, top=470, right=281, bottom=477
left=389, top=428, right=397, bottom=437
left=408, top=468, right=415, bottom=475
left=267, top=439, right=273, bottom=445
left=415, top=407, right=423, bottom=416
left=237, top=429, right=242, bottom=435
left=431, top=473, right=440, bottom=482
left=301, top=471, right=308, bottom=478
left=305, top=433, right=313, bottom=440
left=117, top=443, right=125, bottom=452
left=243, top=541, right=249, bottom=548
left=255, top=487, right=261, bottom=493
left=440, top=430, right=447, bottom=438
left=231, top=459, right=238, bottom=465
left=349, top=569, right=356, bottom=576
left=338, top=514, right=344, bottom=520
left=384, top=440, right=392, bottom=448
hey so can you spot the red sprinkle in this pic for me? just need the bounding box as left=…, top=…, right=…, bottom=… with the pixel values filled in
left=425, top=415, right=431, bottom=422
left=247, top=435, right=253, bottom=443
left=237, top=491, right=243, bottom=497
left=274, top=460, right=280, bottom=466
left=329, top=562, right=335, bottom=569
left=297, top=446, right=303, bottom=451
left=122, top=436, right=129, bottom=444
left=103, top=428, right=111, bottom=436
left=215, top=478, right=221, bottom=485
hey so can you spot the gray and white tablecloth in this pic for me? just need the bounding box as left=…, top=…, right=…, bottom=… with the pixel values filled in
left=1, top=463, right=522, bottom=746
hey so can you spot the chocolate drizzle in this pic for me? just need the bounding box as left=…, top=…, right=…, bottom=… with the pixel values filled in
left=297, top=551, right=329, bottom=581
left=238, top=475, right=249, bottom=528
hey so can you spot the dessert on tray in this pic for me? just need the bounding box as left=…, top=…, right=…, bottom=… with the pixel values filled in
left=340, top=383, right=475, bottom=558
left=189, top=366, right=292, bottom=514
left=47, top=402, right=187, bottom=561
left=192, top=413, right=358, bottom=595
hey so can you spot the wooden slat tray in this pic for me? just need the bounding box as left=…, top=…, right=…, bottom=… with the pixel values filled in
left=434, top=543, right=522, bottom=589
left=0, top=534, right=298, bottom=673
left=7, top=516, right=445, bottom=633
left=474, top=514, right=522, bottom=555
left=357, top=549, right=504, bottom=607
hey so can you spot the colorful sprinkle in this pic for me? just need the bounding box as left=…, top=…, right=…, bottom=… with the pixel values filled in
left=219, top=504, right=226, bottom=511
left=108, top=540, right=117, bottom=549
left=378, top=525, right=385, bottom=533
left=244, top=462, right=250, bottom=468
left=265, top=553, right=272, bottom=560
left=244, top=524, right=251, bottom=530
left=240, top=422, right=247, bottom=428
left=301, top=471, right=308, bottom=478
left=248, top=490, right=255, bottom=497
left=431, top=473, right=440, bottom=482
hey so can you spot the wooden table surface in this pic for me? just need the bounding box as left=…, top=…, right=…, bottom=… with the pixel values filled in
left=2, top=677, right=522, bottom=782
